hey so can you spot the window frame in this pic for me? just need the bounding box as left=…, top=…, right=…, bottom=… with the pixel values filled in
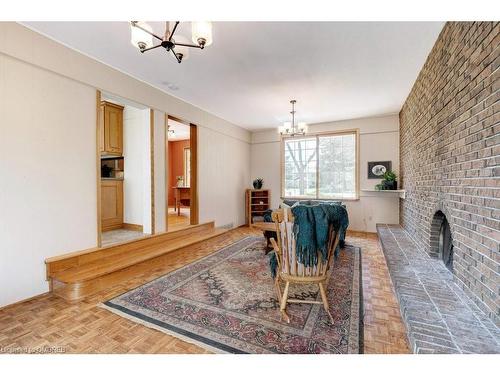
left=280, top=128, right=360, bottom=201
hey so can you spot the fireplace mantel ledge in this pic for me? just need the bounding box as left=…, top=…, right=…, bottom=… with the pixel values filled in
left=360, top=189, right=406, bottom=199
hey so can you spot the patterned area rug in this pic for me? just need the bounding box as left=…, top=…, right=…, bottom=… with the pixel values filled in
left=102, top=236, right=362, bottom=353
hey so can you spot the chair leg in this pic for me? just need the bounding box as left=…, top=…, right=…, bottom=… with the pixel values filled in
left=280, top=281, right=291, bottom=323
left=274, top=277, right=282, bottom=305
left=319, top=282, right=334, bottom=324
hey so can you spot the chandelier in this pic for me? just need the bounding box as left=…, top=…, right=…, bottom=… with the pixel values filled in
left=278, top=100, right=308, bottom=136
left=130, top=21, right=213, bottom=63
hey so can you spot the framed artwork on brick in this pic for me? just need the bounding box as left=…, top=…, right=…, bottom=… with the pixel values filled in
left=368, top=161, right=391, bottom=179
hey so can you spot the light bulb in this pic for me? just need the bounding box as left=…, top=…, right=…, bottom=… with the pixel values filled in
left=131, top=22, right=153, bottom=50
left=192, top=21, right=213, bottom=47
left=172, top=34, right=190, bottom=61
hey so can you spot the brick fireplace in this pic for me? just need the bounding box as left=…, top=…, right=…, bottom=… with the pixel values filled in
left=399, top=22, right=499, bottom=323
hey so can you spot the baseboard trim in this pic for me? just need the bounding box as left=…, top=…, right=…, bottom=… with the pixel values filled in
left=102, top=223, right=123, bottom=232
left=122, top=223, right=143, bottom=232
left=346, top=229, right=378, bottom=238
left=0, top=292, right=51, bottom=311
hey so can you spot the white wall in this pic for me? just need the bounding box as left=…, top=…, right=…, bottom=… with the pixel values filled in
left=0, top=54, right=97, bottom=307
left=250, top=115, right=400, bottom=232
left=198, top=127, right=251, bottom=228
left=122, top=106, right=148, bottom=227
left=0, top=23, right=251, bottom=307
left=153, top=110, right=166, bottom=234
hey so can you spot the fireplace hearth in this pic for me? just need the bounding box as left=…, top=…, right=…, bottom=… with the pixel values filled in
left=377, top=224, right=500, bottom=353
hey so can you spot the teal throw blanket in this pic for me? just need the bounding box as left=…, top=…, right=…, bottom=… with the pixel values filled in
left=291, top=204, right=344, bottom=268
left=269, top=203, right=346, bottom=278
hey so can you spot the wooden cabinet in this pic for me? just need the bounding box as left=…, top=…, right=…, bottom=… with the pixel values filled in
left=101, top=179, right=123, bottom=231
left=99, top=105, right=105, bottom=153
left=99, top=101, right=124, bottom=232
left=100, top=101, right=124, bottom=156
left=245, top=189, right=271, bottom=226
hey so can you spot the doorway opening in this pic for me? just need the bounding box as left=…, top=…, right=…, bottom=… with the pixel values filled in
left=97, top=91, right=153, bottom=247
left=167, top=116, right=198, bottom=231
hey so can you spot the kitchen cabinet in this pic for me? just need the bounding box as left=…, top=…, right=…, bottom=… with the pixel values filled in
left=101, top=179, right=123, bottom=231
left=100, top=101, right=124, bottom=156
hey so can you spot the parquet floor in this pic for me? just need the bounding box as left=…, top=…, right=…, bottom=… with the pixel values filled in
left=351, top=232, right=410, bottom=353
left=0, top=228, right=409, bottom=354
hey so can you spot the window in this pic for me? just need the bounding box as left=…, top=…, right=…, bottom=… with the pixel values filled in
left=281, top=130, right=358, bottom=200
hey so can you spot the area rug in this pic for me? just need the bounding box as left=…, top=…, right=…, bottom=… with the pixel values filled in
left=101, top=236, right=362, bottom=353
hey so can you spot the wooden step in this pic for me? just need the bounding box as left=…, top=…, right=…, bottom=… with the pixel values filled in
left=54, top=228, right=226, bottom=283
left=46, top=222, right=215, bottom=278
left=46, top=223, right=228, bottom=302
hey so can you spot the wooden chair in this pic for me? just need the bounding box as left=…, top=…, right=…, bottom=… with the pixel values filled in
left=269, top=209, right=340, bottom=324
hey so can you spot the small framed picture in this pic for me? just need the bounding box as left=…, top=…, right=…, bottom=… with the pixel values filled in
left=368, top=161, right=392, bottom=179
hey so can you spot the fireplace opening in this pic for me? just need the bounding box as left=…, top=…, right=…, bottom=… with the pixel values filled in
left=430, top=211, right=454, bottom=272
left=438, top=216, right=453, bottom=272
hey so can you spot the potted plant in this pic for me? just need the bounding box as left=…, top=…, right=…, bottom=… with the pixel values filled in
left=381, top=170, right=398, bottom=190
left=253, top=178, right=264, bottom=189
left=176, top=176, right=184, bottom=187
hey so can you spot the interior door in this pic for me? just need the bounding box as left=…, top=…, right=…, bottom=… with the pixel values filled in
left=105, top=105, right=123, bottom=154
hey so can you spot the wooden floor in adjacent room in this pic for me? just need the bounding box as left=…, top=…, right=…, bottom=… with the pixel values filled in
left=0, top=228, right=409, bottom=354
left=167, top=207, right=190, bottom=232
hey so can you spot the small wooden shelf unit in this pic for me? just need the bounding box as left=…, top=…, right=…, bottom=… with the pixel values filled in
left=245, top=189, right=271, bottom=226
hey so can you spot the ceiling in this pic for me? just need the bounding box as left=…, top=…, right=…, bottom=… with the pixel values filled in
left=22, top=22, right=443, bottom=131
left=168, top=118, right=190, bottom=140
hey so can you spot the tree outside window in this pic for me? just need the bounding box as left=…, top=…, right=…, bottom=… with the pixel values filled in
left=282, top=131, right=357, bottom=200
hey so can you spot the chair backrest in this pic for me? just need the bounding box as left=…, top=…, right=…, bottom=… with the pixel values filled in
left=271, top=209, right=339, bottom=279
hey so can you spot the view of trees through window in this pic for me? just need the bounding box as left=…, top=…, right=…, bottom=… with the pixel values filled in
left=283, top=132, right=356, bottom=199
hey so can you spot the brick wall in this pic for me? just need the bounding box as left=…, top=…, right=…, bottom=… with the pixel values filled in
left=399, top=22, right=499, bottom=323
